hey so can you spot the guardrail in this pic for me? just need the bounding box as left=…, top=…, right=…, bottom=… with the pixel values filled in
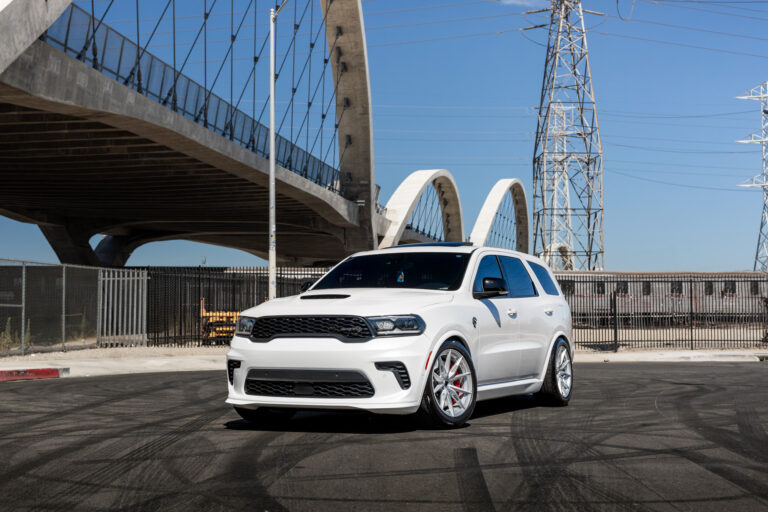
left=40, top=4, right=342, bottom=193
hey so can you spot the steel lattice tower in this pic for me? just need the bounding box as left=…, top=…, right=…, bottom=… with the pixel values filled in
left=531, top=0, right=604, bottom=270
left=737, top=82, right=768, bottom=271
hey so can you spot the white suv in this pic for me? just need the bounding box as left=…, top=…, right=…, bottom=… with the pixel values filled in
left=226, top=243, right=573, bottom=427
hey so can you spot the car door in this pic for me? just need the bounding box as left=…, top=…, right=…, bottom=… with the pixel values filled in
left=526, top=259, right=568, bottom=369
left=498, top=256, right=546, bottom=380
left=471, top=254, right=520, bottom=385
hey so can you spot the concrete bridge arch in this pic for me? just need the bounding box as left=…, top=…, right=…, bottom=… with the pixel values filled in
left=378, top=169, right=464, bottom=248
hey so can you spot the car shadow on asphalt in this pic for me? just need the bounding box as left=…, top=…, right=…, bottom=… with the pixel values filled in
left=224, top=393, right=548, bottom=434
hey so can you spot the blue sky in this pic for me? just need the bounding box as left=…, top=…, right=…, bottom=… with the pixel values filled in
left=1, top=0, right=766, bottom=270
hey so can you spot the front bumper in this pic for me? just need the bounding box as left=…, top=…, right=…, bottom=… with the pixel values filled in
left=225, top=334, right=430, bottom=415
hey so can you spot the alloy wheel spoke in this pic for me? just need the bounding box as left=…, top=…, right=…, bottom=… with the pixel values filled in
left=449, top=384, right=471, bottom=395
left=449, top=356, right=463, bottom=378
left=449, top=388, right=464, bottom=410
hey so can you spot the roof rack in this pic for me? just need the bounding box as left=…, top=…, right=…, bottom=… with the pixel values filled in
left=382, top=242, right=475, bottom=249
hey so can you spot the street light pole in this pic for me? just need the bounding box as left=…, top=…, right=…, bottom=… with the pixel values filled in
left=268, top=2, right=288, bottom=300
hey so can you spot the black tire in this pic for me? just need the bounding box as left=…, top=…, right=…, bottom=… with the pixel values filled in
left=419, top=340, right=477, bottom=428
left=234, top=406, right=296, bottom=424
left=536, top=338, right=573, bottom=406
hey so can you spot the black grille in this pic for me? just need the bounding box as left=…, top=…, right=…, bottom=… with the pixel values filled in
left=227, top=360, right=241, bottom=384
left=375, top=362, right=411, bottom=389
left=244, top=369, right=375, bottom=398
left=245, top=380, right=375, bottom=398
left=249, top=316, right=372, bottom=342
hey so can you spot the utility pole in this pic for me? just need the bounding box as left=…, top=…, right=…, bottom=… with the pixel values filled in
left=269, top=0, right=290, bottom=300
left=737, top=82, right=768, bottom=271
left=527, top=1, right=605, bottom=271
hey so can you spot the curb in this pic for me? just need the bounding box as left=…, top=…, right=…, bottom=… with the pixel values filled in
left=0, top=368, right=70, bottom=382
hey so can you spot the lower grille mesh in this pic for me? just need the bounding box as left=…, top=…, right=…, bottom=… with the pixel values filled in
left=245, top=379, right=375, bottom=398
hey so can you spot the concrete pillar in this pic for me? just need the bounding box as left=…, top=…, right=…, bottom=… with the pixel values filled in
left=39, top=224, right=99, bottom=266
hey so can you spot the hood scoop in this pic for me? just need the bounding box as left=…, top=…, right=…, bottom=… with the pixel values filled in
left=300, top=294, right=351, bottom=300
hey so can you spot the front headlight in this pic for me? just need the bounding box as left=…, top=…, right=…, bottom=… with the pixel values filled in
left=366, top=315, right=425, bottom=337
left=235, top=316, right=256, bottom=336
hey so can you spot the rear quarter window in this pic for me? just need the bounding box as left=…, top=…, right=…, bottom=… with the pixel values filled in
left=528, top=261, right=560, bottom=296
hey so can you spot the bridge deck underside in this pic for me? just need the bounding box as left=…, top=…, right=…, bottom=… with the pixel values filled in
left=0, top=103, right=346, bottom=264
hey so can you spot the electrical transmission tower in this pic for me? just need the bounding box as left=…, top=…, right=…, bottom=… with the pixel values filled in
left=530, top=0, right=604, bottom=270
left=737, top=82, right=768, bottom=271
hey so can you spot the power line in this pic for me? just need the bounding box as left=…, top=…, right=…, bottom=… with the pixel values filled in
left=609, top=169, right=753, bottom=192
left=593, top=30, right=768, bottom=59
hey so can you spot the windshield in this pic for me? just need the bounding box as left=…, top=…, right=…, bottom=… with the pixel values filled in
left=313, top=252, right=471, bottom=291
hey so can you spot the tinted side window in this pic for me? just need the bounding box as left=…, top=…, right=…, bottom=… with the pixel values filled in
left=528, top=261, right=559, bottom=296
left=473, top=255, right=503, bottom=293
left=499, top=256, right=537, bottom=298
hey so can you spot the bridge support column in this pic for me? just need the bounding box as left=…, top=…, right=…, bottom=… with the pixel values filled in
left=39, top=224, right=100, bottom=266
left=94, top=235, right=139, bottom=268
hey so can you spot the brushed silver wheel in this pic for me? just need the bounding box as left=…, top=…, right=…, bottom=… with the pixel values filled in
left=431, top=348, right=474, bottom=418
left=555, top=344, right=573, bottom=399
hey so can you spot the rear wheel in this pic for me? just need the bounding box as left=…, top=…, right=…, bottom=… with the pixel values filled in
left=234, top=406, right=296, bottom=424
left=419, top=341, right=477, bottom=428
left=536, top=338, right=573, bottom=405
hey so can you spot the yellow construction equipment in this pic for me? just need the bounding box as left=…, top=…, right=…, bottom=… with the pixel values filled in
left=200, top=298, right=238, bottom=345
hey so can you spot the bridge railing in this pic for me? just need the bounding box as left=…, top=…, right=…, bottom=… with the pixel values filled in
left=41, top=4, right=342, bottom=194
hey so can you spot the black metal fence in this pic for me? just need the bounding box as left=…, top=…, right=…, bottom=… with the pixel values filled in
left=145, top=267, right=326, bottom=346
left=555, top=272, right=768, bottom=350
left=141, top=267, right=768, bottom=350
left=4, top=263, right=766, bottom=352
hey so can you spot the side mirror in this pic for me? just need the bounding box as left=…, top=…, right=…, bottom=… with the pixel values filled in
left=473, top=277, right=508, bottom=299
left=300, top=280, right=316, bottom=292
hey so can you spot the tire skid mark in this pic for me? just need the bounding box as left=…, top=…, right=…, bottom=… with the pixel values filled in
left=0, top=383, right=223, bottom=493
left=34, top=407, right=228, bottom=511
left=736, top=406, right=768, bottom=463
left=0, top=374, right=194, bottom=439
left=672, top=449, right=768, bottom=509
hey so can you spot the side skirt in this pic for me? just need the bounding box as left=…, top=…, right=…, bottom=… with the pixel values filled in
left=477, top=378, right=541, bottom=401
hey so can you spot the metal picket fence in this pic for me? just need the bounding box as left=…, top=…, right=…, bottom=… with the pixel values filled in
left=144, top=266, right=326, bottom=346
left=554, top=272, right=768, bottom=351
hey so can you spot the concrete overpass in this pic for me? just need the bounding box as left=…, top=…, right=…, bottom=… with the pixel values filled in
left=0, top=0, right=530, bottom=266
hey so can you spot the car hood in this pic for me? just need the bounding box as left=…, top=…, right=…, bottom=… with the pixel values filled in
left=241, top=288, right=454, bottom=317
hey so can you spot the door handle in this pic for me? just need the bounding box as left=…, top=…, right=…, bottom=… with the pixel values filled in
left=507, top=309, right=517, bottom=318
left=544, top=309, right=553, bottom=316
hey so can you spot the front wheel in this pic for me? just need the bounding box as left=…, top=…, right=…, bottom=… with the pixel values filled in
left=536, top=338, right=573, bottom=406
left=419, top=341, right=477, bottom=428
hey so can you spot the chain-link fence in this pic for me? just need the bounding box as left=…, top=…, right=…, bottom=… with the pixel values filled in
left=0, top=259, right=147, bottom=356
left=555, top=272, right=768, bottom=351
left=0, top=259, right=101, bottom=355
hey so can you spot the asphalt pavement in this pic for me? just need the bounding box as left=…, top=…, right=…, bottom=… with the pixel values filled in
left=1, top=362, right=767, bottom=511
